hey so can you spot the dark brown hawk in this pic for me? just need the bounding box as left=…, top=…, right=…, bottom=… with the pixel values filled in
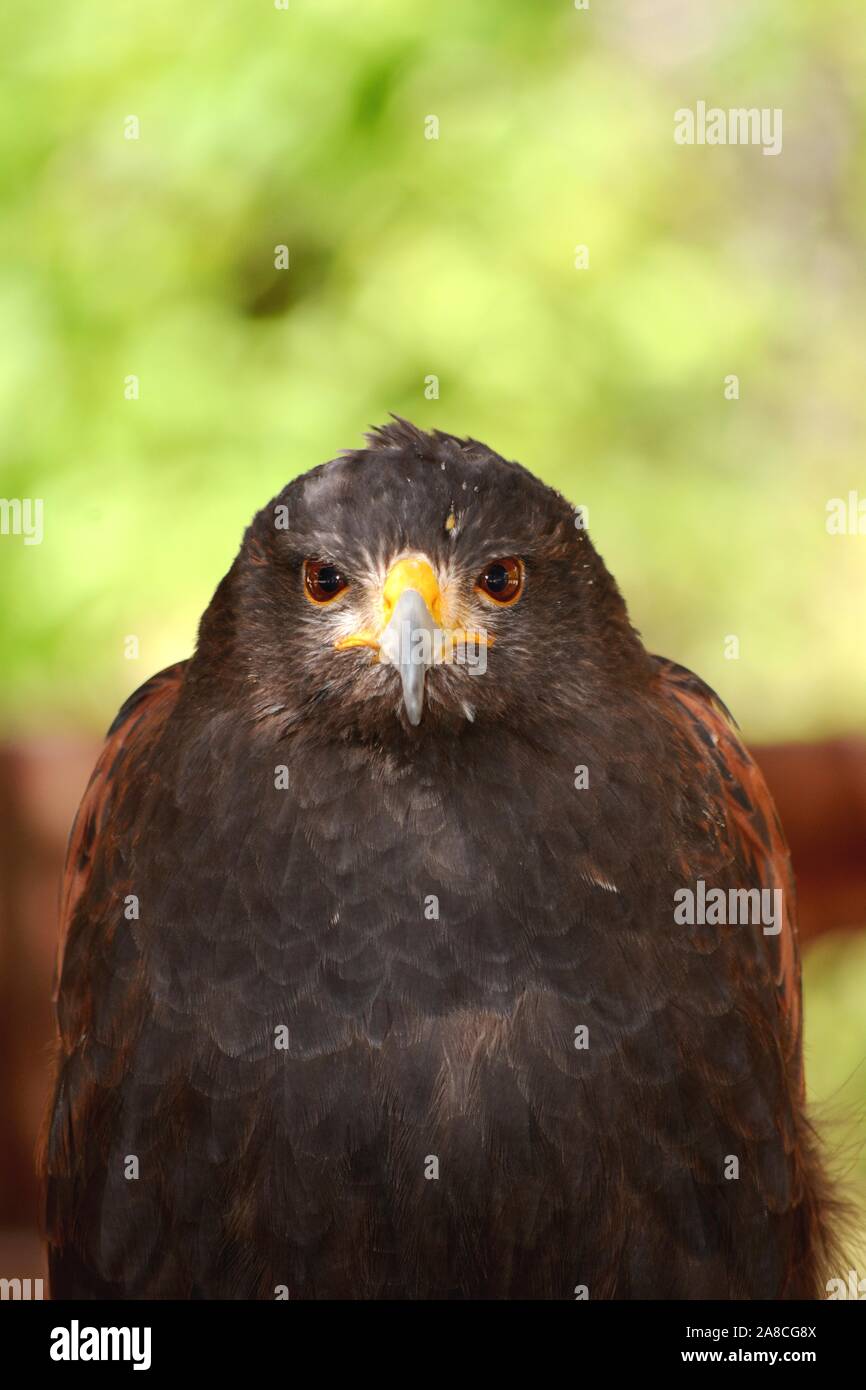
left=43, top=421, right=834, bottom=1299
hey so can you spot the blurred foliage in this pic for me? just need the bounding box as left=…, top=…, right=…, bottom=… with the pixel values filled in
left=0, top=0, right=865, bottom=1262
left=0, top=0, right=864, bottom=736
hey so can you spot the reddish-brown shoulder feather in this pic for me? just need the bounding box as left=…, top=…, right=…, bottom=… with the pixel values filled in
left=55, top=661, right=188, bottom=999
left=654, top=657, right=803, bottom=1093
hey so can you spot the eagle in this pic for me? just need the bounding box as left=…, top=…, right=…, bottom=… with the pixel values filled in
left=43, top=420, right=834, bottom=1299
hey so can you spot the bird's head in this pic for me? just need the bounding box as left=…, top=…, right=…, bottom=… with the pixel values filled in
left=202, top=421, right=649, bottom=743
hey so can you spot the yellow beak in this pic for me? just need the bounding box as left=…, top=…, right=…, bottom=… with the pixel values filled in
left=334, top=554, right=491, bottom=726
left=382, top=557, right=443, bottom=626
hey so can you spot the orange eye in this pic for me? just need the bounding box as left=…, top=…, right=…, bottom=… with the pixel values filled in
left=304, top=559, right=349, bottom=603
left=475, top=556, right=523, bottom=604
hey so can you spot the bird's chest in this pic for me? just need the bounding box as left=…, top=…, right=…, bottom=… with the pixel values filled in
left=148, top=727, right=675, bottom=1083
left=230, top=734, right=670, bottom=1035
left=132, top=730, right=749, bottom=1297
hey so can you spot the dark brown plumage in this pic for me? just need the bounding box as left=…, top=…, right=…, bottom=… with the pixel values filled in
left=43, top=420, right=834, bottom=1298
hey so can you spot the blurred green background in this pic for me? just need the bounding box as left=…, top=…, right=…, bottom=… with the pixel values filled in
left=1, top=0, right=865, bottom=1269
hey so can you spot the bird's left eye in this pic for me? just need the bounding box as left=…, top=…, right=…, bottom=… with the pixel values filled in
left=475, top=556, right=523, bottom=604
left=304, top=559, right=349, bottom=603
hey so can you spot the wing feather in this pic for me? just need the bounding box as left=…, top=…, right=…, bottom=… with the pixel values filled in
left=54, top=661, right=187, bottom=1000
left=654, top=656, right=802, bottom=1092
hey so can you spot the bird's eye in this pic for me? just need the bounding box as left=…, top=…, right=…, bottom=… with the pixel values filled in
left=475, top=556, right=523, bottom=604
left=304, top=559, right=349, bottom=603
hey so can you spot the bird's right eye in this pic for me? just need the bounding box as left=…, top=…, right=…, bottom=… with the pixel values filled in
left=304, top=559, right=349, bottom=603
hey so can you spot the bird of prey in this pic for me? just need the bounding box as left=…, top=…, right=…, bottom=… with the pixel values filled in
left=43, top=420, right=834, bottom=1299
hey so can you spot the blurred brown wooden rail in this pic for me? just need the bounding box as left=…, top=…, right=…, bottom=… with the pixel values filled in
left=0, top=735, right=864, bottom=1280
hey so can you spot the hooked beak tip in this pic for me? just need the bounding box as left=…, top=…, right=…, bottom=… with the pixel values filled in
left=380, top=587, right=438, bottom=727
left=405, top=698, right=424, bottom=727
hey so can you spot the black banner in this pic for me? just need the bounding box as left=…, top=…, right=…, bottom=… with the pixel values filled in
left=1, top=1297, right=861, bottom=1376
